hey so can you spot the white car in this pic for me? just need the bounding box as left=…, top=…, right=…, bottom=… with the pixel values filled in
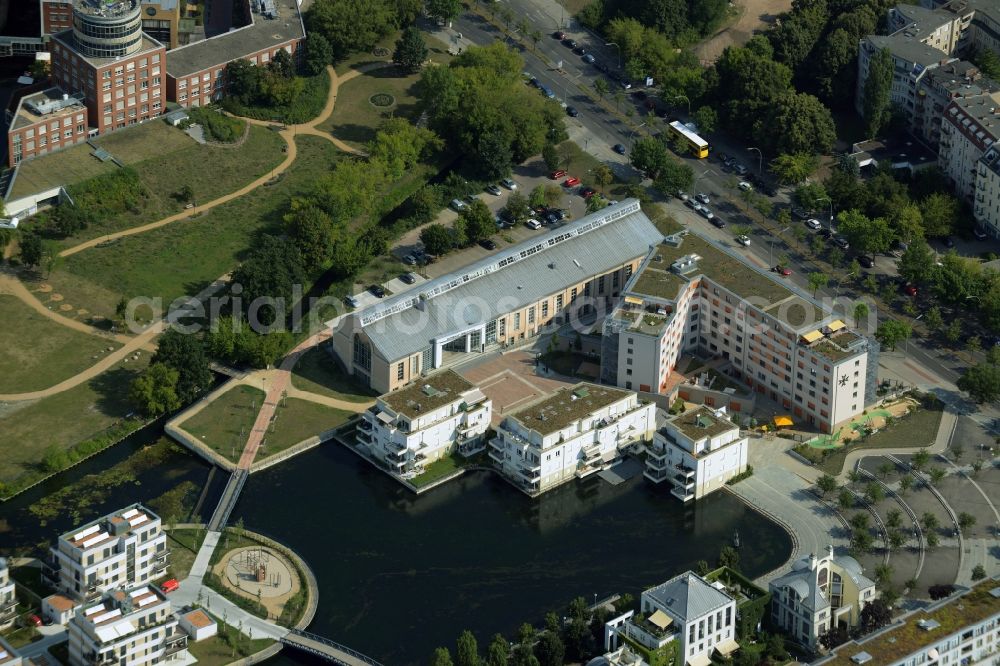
left=696, top=192, right=710, bottom=204
left=525, top=218, right=542, bottom=229
left=449, top=198, right=467, bottom=212
left=735, top=234, right=751, bottom=246
left=677, top=191, right=689, bottom=202
left=738, top=181, right=753, bottom=192
left=699, top=207, right=714, bottom=220
left=805, top=218, right=822, bottom=230
left=501, top=178, right=518, bottom=190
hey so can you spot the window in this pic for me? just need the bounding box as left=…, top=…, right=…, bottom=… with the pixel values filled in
left=397, top=362, right=404, bottom=380
left=541, top=302, right=549, bottom=318
left=555, top=294, right=564, bottom=309
left=352, top=335, right=372, bottom=371
left=528, top=306, right=535, bottom=325
left=514, top=313, right=521, bottom=329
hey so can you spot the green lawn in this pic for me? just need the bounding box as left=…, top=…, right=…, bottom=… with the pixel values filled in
left=181, top=385, right=265, bottom=463
left=321, top=64, right=424, bottom=151
left=164, top=527, right=207, bottom=581
left=92, top=120, right=194, bottom=163
left=186, top=628, right=275, bottom=666
left=46, top=125, right=285, bottom=249
left=1, top=626, right=40, bottom=648
left=46, top=135, right=342, bottom=320
left=0, top=294, right=123, bottom=393
left=0, top=359, right=145, bottom=484
left=260, top=398, right=353, bottom=457
left=289, top=347, right=375, bottom=403
left=411, top=452, right=466, bottom=488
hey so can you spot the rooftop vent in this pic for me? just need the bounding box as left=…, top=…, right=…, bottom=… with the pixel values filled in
left=851, top=652, right=872, bottom=664
left=917, top=619, right=941, bottom=631
left=989, top=587, right=1000, bottom=598
left=670, top=253, right=701, bottom=275
left=421, top=385, right=440, bottom=397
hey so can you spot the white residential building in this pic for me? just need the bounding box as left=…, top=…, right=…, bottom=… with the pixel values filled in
left=605, top=572, right=739, bottom=666
left=44, top=505, right=168, bottom=602
left=359, top=370, right=492, bottom=477
left=814, top=578, right=1000, bottom=666
left=770, top=547, right=876, bottom=651
left=0, top=638, right=23, bottom=666
left=489, top=383, right=656, bottom=496
left=601, top=231, right=877, bottom=434
left=0, top=559, right=16, bottom=630
left=644, top=406, right=748, bottom=502
left=68, top=585, right=185, bottom=666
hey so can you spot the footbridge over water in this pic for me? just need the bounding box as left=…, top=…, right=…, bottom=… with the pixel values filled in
left=280, top=629, right=384, bottom=666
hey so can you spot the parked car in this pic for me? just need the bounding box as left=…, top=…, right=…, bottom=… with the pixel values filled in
left=582, top=54, right=596, bottom=64
left=710, top=217, right=725, bottom=228
left=580, top=186, right=596, bottom=198
left=369, top=284, right=387, bottom=298
left=833, top=235, right=850, bottom=250
left=973, top=227, right=989, bottom=240
left=550, top=169, right=567, bottom=180
left=501, top=178, right=518, bottom=190
left=526, top=219, right=542, bottom=230
left=403, top=253, right=418, bottom=265
left=553, top=31, right=566, bottom=39
left=735, top=234, right=751, bottom=246
left=540, top=86, right=555, bottom=99
left=773, top=265, right=792, bottom=276
left=904, top=283, right=918, bottom=296
left=566, top=106, right=579, bottom=117
left=677, top=191, right=689, bottom=202
left=449, top=198, right=467, bottom=212
left=818, top=229, right=835, bottom=240
left=613, top=143, right=627, bottom=155
left=695, top=192, right=710, bottom=204
left=562, top=38, right=578, bottom=48
left=858, top=255, right=874, bottom=268
left=479, top=238, right=498, bottom=250
left=160, top=579, right=179, bottom=594
left=738, top=181, right=753, bottom=192
left=698, top=207, right=714, bottom=220
left=545, top=210, right=561, bottom=224
left=734, top=164, right=748, bottom=176
left=27, top=614, right=43, bottom=627
left=620, top=80, right=632, bottom=90
left=400, top=272, right=417, bottom=285
left=573, top=46, right=587, bottom=55
left=486, top=184, right=502, bottom=195
left=805, top=218, right=822, bottom=230
left=716, top=152, right=729, bottom=163
left=943, top=236, right=955, bottom=248
left=563, top=176, right=581, bottom=187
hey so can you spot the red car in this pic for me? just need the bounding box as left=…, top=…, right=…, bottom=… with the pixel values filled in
left=904, top=284, right=918, bottom=297
left=550, top=170, right=567, bottom=180
left=580, top=186, right=596, bottom=198
left=160, top=579, right=179, bottom=594
left=563, top=176, right=580, bottom=187
left=27, top=615, right=42, bottom=627
left=773, top=265, right=792, bottom=276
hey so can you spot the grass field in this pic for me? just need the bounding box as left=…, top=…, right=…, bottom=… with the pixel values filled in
left=0, top=294, right=122, bottom=393
left=93, top=121, right=194, bottom=162
left=44, top=135, right=342, bottom=320
left=289, top=347, right=375, bottom=403
left=164, top=527, right=207, bottom=581
left=182, top=385, right=265, bottom=462
left=260, top=398, right=353, bottom=457
left=0, top=359, right=146, bottom=484
left=186, top=629, right=274, bottom=666
left=321, top=65, right=423, bottom=151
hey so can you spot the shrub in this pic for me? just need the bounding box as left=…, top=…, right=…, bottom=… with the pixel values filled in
left=187, top=106, right=245, bottom=143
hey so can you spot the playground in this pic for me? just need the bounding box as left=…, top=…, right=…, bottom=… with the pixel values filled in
left=213, top=544, right=301, bottom=620
left=804, top=398, right=917, bottom=449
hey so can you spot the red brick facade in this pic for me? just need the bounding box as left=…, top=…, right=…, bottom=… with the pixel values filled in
left=6, top=93, right=89, bottom=167
left=40, top=0, right=74, bottom=36
left=165, top=40, right=300, bottom=108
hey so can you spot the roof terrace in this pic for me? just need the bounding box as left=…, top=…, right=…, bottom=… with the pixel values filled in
left=11, top=88, right=85, bottom=131
left=508, top=383, right=636, bottom=437
left=380, top=369, right=476, bottom=419
left=61, top=505, right=159, bottom=550
left=666, top=406, right=737, bottom=442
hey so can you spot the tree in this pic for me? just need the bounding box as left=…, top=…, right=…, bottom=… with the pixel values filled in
left=864, top=482, right=884, bottom=504
left=926, top=531, right=940, bottom=548
left=817, top=474, right=837, bottom=496
left=770, top=152, right=817, bottom=185
left=808, top=271, right=828, bottom=295
left=431, top=647, right=455, bottom=666
left=692, top=106, right=717, bottom=134
left=153, top=329, right=212, bottom=403
left=898, top=474, right=913, bottom=495
left=461, top=200, right=496, bottom=244
left=285, top=205, right=334, bottom=270
left=176, top=184, right=195, bottom=203
left=958, top=511, right=976, bottom=535
left=652, top=160, right=694, bottom=196
left=862, top=47, right=892, bottom=138
left=958, top=363, right=1000, bottom=403
left=592, top=78, right=608, bottom=99
left=304, top=33, right=333, bottom=75
left=819, top=626, right=849, bottom=651
left=921, top=512, right=939, bottom=532
left=793, top=181, right=828, bottom=212
left=592, top=164, right=613, bottom=189
left=230, top=236, right=305, bottom=327
left=18, top=233, right=43, bottom=268
left=456, top=631, right=480, bottom=666
left=504, top=192, right=531, bottom=224
left=533, top=632, right=564, bottom=666
left=972, top=564, right=987, bottom=580
left=898, top=238, right=936, bottom=287
left=875, top=320, right=911, bottom=351
left=874, top=563, right=893, bottom=586
left=765, top=633, right=789, bottom=662
left=853, top=301, right=870, bottom=326
left=859, top=599, right=892, bottom=633
left=838, top=488, right=854, bottom=511
left=306, top=0, right=407, bottom=58
left=542, top=143, right=560, bottom=172
left=421, top=224, right=453, bottom=256
left=928, top=467, right=946, bottom=485
left=129, top=363, right=181, bottom=416
left=849, top=512, right=870, bottom=533
left=478, top=129, right=514, bottom=181
left=394, top=27, right=428, bottom=73
left=929, top=584, right=955, bottom=599
left=629, top=137, right=670, bottom=179
left=838, top=210, right=894, bottom=260
left=765, top=92, right=836, bottom=155
left=886, top=508, right=903, bottom=530
left=912, top=448, right=931, bottom=472
left=888, top=529, right=907, bottom=551
left=920, top=193, right=959, bottom=237
left=486, top=635, right=508, bottom=666
left=695, top=560, right=711, bottom=575
left=718, top=545, right=740, bottom=570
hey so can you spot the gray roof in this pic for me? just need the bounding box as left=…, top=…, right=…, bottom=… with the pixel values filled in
left=164, top=0, right=304, bottom=77
left=644, top=572, right=733, bottom=623
left=770, top=554, right=875, bottom=613
left=868, top=34, right=950, bottom=68
left=352, top=200, right=664, bottom=362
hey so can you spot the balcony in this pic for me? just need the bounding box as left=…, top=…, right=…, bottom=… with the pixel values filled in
left=164, top=634, right=187, bottom=656
left=675, top=463, right=695, bottom=478
left=355, top=429, right=373, bottom=443
left=672, top=474, right=694, bottom=489
left=644, top=466, right=669, bottom=483
left=670, top=485, right=694, bottom=502
left=358, top=419, right=373, bottom=432
left=517, top=463, right=541, bottom=482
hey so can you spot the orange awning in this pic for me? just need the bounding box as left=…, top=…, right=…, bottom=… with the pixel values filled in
left=774, top=416, right=794, bottom=427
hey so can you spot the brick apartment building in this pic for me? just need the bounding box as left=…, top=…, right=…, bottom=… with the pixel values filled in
left=6, top=87, right=88, bottom=166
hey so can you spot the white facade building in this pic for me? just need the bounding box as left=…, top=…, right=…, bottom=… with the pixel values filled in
left=359, top=370, right=492, bottom=477
left=68, top=585, right=185, bottom=666
left=44, top=505, right=168, bottom=602
left=0, top=559, right=15, bottom=630
left=814, top=578, right=1000, bottom=666
left=770, top=546, right=876, bottom=651
left=644, top=406, right=748, bottom=502
left=489, top=383, right=656, bottom=496
left=178, top=609, right=216, bottom=642
left=601, top=232, right=877, bottom=434
left=605, top=572, right=739, bottom=666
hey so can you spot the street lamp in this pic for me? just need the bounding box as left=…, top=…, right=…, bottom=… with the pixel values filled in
left=626, top=122, right=647, bottom=148
left=768, top=225, right=790, bottom=267
left=747, top=147, right=763, bottom=175
left=671, top=95, right=691, bottom=116
left=605, top=42, right=622, bottom=70
left=694, top=167, right=716, bottom=193
left=562, top=71, right=583, bottom=104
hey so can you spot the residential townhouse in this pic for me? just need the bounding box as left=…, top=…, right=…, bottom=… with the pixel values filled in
left=489, top=383, right=656, bottom=496
left=359, top=369, right=492, bottom=477
left=68, top=585, right=185, bottom=666
left=601, top=231, right=877, bottom=434
left=44, top=504, right=168, bottom=603
left=644, top=405, right=748, bottom=502
left=0, top=558, right=16, bottom=630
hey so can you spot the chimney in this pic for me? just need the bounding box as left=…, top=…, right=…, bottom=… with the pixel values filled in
left=809, top=553, right=817, bottom=570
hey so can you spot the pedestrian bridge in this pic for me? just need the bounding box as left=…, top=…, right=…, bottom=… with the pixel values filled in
left=280, top=629, right=384, bottom=666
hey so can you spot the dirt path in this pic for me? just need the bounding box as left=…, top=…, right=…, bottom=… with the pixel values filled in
left=694, top=0, right=792, bottom=64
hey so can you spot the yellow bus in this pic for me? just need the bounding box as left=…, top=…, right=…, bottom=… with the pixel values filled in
left=667, top=120, right=709, bottom=159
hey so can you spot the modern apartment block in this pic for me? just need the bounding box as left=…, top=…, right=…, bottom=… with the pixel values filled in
left=68, top=586, right=185, bottom=666
left=644, top=406, right=748, bottom=502
left=5, top=87, right=89, bottom=166
left=359, top=369, right=492, bottom=476
left=44, top=504, right=168, bottom=603
left=770, top=547, right=876, bottom=651
left=813, top=578, right=1000, bottom=666
left=163, top=0, right=305, bottom=108
left=601, top=230, right=877, bottom=434
left=0, top=558, right=16, bottom=630
left=0, top=638, right=23, bottom=666
left=489, top=383, right=656, bottom=496
left=605, top=571, right=740, bottom=666
left=332, top=200, right=663, bottom=395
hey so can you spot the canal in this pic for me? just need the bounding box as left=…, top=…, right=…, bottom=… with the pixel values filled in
left=0, top=429, right=792, bottom=666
